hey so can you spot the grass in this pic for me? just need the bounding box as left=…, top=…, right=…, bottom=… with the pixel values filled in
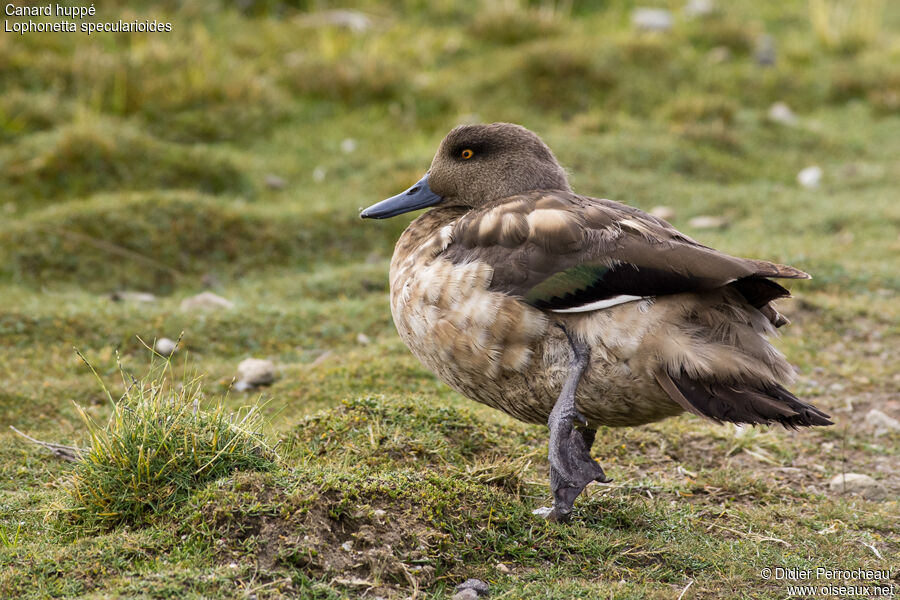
left=60, top=346, right=277, bottom=532
left=1, top=0, right=898, bottom=598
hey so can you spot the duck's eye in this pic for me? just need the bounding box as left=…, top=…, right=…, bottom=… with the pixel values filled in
left=460, top=148, right=474, bottom=160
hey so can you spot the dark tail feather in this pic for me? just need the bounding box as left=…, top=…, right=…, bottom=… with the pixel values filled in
left=730, top=276, right=791, bottom=308
left=655, top=371, right=833, bottom=428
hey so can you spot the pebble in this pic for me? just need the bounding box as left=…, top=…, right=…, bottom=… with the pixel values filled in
left=864, top=409, right=900, bottom=437
left=649, top=205, right=675, bottom=220
left=234, top=358, right=276, bottom=391
left=452, top=590, right=479, bottom=600
left=264, top=174, right=287, bottom=190
left=340, top=138, right=358, bottom=153
left=828, top=473, right=888, bottom=501
left=496, top=562, right=510, bottom=574
left=297, top=9, right=373, bottom=33
left=755, top=34, right=776, bottom=66
left=768, top=102, right=797, bottom=126
left=180, top=292, right=234, bottom=312
left=797, top=166, right=823, bottom=188
left=341, top=540, right=353, bottom=552
left=109, top=291, right=156, bottom=303
left=154, top=337, right=177, bottom=357
left=532, top=506, right=553, bottom=518
left=356, top=333, right=371, bottom=345
left=632, top=8, right=673, bottom=32
left=313, top=166, right=327, bottom=182
left=455, top=578, right=490, bottom=597
left=707, top=46, right=732, bottom=64
left=684, top=0, right=714, bottom=18
left=688, top=215, right=727, bottom=229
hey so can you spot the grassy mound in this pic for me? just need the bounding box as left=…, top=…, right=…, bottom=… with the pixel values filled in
left=0, top=191, right=400, bottom=291
left=0, top=119, right=252, bottom=207
left=286, top=395, right=541, bottom=469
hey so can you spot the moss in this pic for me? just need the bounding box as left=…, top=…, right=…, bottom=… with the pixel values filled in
left=286, top=395, right=539, bottom=468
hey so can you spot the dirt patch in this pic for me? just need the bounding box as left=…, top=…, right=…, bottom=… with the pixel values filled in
left=193, top=472, right=443, bottom=598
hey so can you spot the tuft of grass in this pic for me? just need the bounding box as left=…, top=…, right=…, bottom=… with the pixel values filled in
left=467, top=0, right=569, bottom=45
left=515, top=41, right=618, bottom=111
left=810, top=0, right=885, bottom=53
left=59, top=345, right=277, bottom=531
left=285, top=50, right=408, bottom=104
left=0, top=522, right=22, bottom=549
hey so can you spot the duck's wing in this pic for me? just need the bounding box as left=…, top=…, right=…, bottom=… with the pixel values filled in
left=442, top=191, right=808, bottom=314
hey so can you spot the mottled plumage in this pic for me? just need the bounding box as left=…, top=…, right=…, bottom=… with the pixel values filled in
left=362, top=123, right=831, bottom=520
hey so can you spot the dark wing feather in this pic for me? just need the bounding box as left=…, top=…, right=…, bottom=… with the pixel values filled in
left=443, top=191, right=809, bottom=312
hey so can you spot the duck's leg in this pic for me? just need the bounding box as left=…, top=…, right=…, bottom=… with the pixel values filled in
left=544, top=328, right=611, bottom=522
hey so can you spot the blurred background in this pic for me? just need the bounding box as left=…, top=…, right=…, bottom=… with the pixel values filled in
left=1, top=1, right=898, bottom=597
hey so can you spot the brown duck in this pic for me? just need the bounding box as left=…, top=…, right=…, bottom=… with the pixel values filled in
left=361, top=123, right=831, bottom=521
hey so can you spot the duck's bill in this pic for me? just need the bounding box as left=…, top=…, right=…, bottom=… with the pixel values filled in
left=360, top=174, right=443, bottom=219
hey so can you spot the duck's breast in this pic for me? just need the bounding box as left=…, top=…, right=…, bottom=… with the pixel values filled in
left=389, top=212, right=557, bottom=421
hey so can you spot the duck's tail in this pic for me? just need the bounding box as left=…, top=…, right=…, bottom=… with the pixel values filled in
left=655, top=370, right=833, bottom=428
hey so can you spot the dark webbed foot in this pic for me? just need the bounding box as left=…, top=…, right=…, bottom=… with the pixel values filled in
left=542, top=328, right=611, bottom=523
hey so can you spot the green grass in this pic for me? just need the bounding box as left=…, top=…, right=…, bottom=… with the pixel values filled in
left=1, top=1, right=898, bottom=598
left=60, top=348, right=277, bottom=532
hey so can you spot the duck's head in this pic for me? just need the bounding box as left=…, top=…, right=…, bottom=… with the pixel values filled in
left=360, top=123, right=570, bottom=219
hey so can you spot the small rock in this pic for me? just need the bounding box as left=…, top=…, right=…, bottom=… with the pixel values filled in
left=109, top=291, right=156, bottom=303
left=340, top=138, right=358, bottom=154
left=180, top=292, right=234, bottom=312
left=531, top=506, right=554, bottom=518
left=768, top=102, right=797, bottom=126
left=865, top=409, right=900, bottom=437
left=341, top=540, right=353, bottom=552
left=234, top=358, right=276, bottom=391
left=688, top=215, right=727, bottom=229
left=455, top=578, right=489, bottom=597
left=828, top=473, right=888, bottom=501
left=356, top=333, right=371, bottom=345
left=264, top=174, right=287, bottom=190
left=755, top=34, right=776, bottom=66
left=649, top=205, right=676, bottom=221
left=632, top=8, right=673, bottom=32
left=297, top=9, right=373, bottom=33
left=707, top=46, right=732, bottom=64
left=684, top=0, right=715, bottom=18
left=372, top=509, right=386, bottom=519
left=496, top=562, right=510, bottom=574
left=154, top=337, right=177, bottom=357
left=313, top=166, right=327, bottom=183
left=309, top=351, right=333, bottom=368
left=797, top=166, right=822, bottom=188
left=452, top=590, right=479, bottom=600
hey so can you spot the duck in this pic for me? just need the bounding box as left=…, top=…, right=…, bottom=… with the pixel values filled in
left=361, top=122, right=832, bottom=522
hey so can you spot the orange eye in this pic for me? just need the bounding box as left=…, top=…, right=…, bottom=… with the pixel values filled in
left=460, top=148, right=474, bottom=160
